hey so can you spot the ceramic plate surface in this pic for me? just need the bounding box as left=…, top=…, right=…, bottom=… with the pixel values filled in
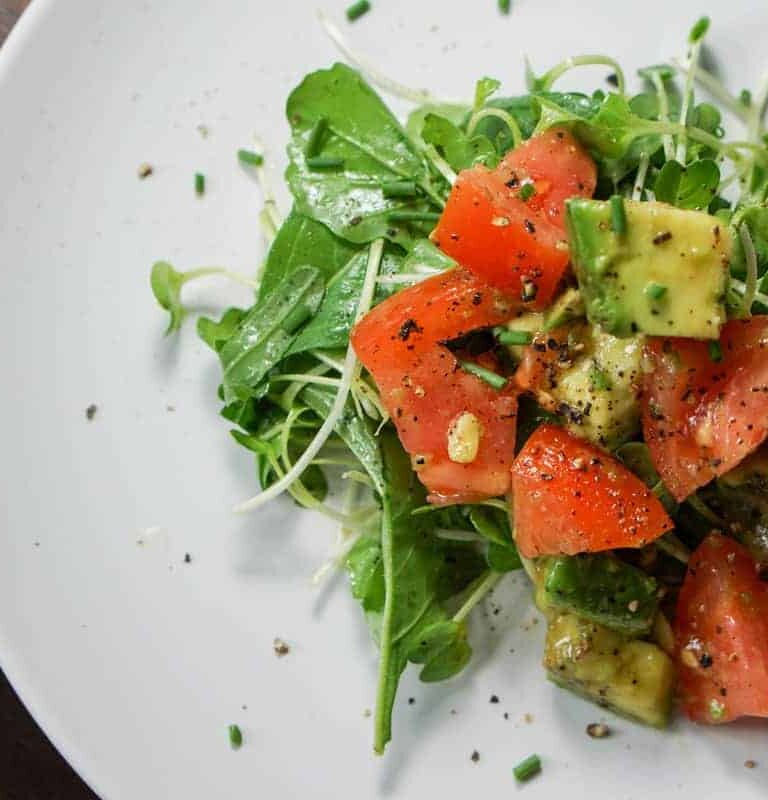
left=1, top=1, right=766, bottom=797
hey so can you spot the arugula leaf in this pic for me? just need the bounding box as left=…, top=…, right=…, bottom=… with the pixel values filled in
left=421, top=113, right=497, bottom=170
left=259, top=208, right=358, bottom=299
left=301, top=384, right=384, bottom=494
left=653, top=159, right=720, bottom=210
left=401, top=238, right=456, bottom=274
left=285, top=63, right=445, bottom=248
left=150, top=261, right=188, bottom=334
left=218, top=266, right=325, bottom=403
left=197, top=308, right=247, bottom=353
left=362, top=432, right=484, bottom=753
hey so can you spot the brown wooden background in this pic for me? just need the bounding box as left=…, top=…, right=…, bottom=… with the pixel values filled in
left=1, top=2, right=99, bottom=797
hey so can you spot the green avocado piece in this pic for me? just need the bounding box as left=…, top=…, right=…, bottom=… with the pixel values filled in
left=541, top=554, right=659, bottom=637
left=544, top=287, right=585, bottom=331
left=543, top=613, right=675, bottom=727
left=566, top=198, right=730, bottom=339
left=550, top=324, right=643, bottom=448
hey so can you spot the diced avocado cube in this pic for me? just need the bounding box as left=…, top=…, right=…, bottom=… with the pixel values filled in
left=541, top=554, right=659, bottom=637
left=566, top=198, right=730, bottom=339
left=543, top=613, right=676, bottom=727
left=549, top=324, right=643, bottom=448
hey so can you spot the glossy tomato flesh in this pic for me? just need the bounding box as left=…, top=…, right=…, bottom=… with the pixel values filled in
left=511, top=424, right=673, bottom=557
left=675, top=533, right=768, bottom=723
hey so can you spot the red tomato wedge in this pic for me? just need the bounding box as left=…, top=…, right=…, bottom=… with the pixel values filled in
left=642, top=318, right=768, bottom=502
left=675, top=533, right=768, bottom=724
left=511, top=424, right=674, bottom=558
left=431, top=128, right=596, bottom=305
left=351, top=269, right=520, bottom=502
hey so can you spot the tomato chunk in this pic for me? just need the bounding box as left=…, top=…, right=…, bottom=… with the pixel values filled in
left=511, top=424, right=673, bottom=557
left=642, top=318, right=768, bottom=501
left=351, top=269, right=519, bottom=502
left=675, top=533, right=768, bottom=723
left=432, top=128, right=596, bottom=305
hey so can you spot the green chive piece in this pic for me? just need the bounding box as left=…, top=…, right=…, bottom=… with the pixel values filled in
left=708, top=340, right=723, bottom=363
left=306, top=156, right=344, bottom=170
left=518, top=183, right=536, bottom=201
left=645, top=282, right=668, bottom=301
left=237, top=149, right=263, bottom=167
left=497, top=329, right=533, bottom=346
left=228, top=724, right=243, bottom=750
left=458, top=360, right=508, bottom=390
left=689, top=16, right=710, bottom=44
left=381, top=180, right=419, bottom=198
left=305, top=117, right=328, bottom=158
left=610, top=195, right=627, bottom=235
left=498, top=0, right=511, bottom=14
left=387, top=211, right=441, bottom=223
left=740, top=89, right=752, bottom=107
left=513, top=754, right=541, bottom=782
left=345, top=0, right=371, bottom=21
left=194, top=172, right=205, bottom=195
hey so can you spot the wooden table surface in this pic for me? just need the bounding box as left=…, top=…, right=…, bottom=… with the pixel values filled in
left=1, top=2, right=99, bottom=797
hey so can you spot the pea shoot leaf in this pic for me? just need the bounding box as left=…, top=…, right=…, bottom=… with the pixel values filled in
left=653, top=159, right=720, bottom=210
left=421, top=113, right=498, bottom=170
left=150, top=261, right=188, bottom=334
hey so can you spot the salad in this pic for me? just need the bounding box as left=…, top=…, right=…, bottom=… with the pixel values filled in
left=151, top=15, right=768, bottom=755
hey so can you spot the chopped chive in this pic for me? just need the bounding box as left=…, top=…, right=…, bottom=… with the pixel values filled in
left=497, top=329, right=533, bottom=346
left=345, top=0, right=371, bottom=21
left=387, top=211, right=441, bottom=223
left=306, top=156, right=345, bottom=170
left=740, top=89, right=752, bottom=107
left=458, top=360, right=508, bottom=390
left=513, top=754, right=541, bottom=782
left=689, top=16, right=710, bottom=44
left=305, top=117, right=328, bottom=158
left=708, top=340, right=723, bottom=363
left=645, top=282, right=668, bottom=301
left=610, top=195, right=627, bottom=235
left=518, top=183, right=536, bottom=201
left=381, top=180, right=419, bottom=198
left=194, top=172, right=205, bottom=195
left=237, top=149, right=264, bottom=167
left=498, top=0, right=511, bottom=14
left=228, top=724, right=243, bottom=750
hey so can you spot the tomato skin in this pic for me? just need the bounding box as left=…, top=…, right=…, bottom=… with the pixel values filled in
left=351, top=269, right=519, bottom=502
left=511, top=424, right=673, bottom=558
left=432, top=128, right=596, bottom=305
left=675, top=533, right=768, bottom=724
left=642, top=318, right=768, bottom=501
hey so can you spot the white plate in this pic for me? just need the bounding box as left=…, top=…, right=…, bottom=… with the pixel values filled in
left=1, top=0, right=766, bottom=797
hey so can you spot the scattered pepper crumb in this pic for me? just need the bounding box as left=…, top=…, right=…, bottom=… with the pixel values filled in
left=627, top=599, right=640, bottom=613
left=137, top=162, right=153, bottom=179
left=744, top=759, right=757, bottom=769
left=470, top=750, right=480, bottom=763
left=166, top=404, right=176, bottom=412
left=586, top=722, right=611, bottom=738
left=408, top=697, right=415, bottom=705
left=197, top=124, right=209, bottom=138
left=183, top=553, right=192, bottom=564
left=363, top=708, right=372, bottom=718
left=273, top=637, right=290, bottom=657
left=523, top=713, right=534, bottom=723
left=85, top=404, right=98, bottom=421
left=490, top=694, right=500, bottom=704
left=503, top=712, right=509, bottom=720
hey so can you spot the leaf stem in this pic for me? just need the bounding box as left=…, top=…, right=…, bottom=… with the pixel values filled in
left=536, top=54, right=626, bottom=94
left=183, top=267, right=259, bottom=290
left=452, top=571, right=503, bottom=624
left=466, top=107, right=523, bottom=148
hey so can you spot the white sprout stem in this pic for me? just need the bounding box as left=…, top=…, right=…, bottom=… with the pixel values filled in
left=739, top=224, right=758, bottom=317
left=452, top=571, right=503, bottom=624
left=671, top=59, right=748, bottom=121
left=251, top=136, right=284, bottom=233
left=435, top=528, right=484, bottom=542
left=424, top=145, right=458, bottom=185
left=656, top=533, right=690, bottom=565
left=310, top=350, right=345, bottom=372
left=675, top=39, right=704, bottom=164
left=376, top=273, right=432, bottom=285
left=341, top=470, right=375, bottom=488
left=279, top=363, right=332, bottom=409
left=317, top=10, right=466, bottom=106
left=183, top=267, right=259, bottom=290
left=466, top=107, right=523, bottom=148
left=539, top=55, right=626, bottom=94
left=632, top=153, right=650, bottom=200
left=729, top=278, right=768, bottom=310
left=651, top=72, right=675, bottom=162
left=270, top=374, right=342, bottom=388
left=235, top=239, right=385, bottom=512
